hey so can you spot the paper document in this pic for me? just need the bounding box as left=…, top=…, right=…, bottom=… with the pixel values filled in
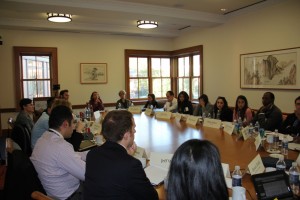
left=144, top=165, right=168, bottom=185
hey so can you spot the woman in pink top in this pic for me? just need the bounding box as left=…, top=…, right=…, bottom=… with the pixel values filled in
left=233, top=95, right=253, bottom=126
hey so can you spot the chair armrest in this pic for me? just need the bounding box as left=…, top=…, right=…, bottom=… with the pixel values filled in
left=31, top=191, right=53, bottom=200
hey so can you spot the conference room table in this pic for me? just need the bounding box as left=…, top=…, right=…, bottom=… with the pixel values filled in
left=131, top=112, right=299, bottom=200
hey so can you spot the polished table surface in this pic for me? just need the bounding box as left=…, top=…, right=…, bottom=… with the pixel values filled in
left=132, top=112, right=299, bottom=200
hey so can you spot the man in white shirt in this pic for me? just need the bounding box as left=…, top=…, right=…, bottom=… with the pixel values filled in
left=164, top=91, right=178, bottom=112
left=30, top=105, right=87, bottom=200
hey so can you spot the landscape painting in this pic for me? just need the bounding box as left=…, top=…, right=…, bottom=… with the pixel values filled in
left=240, top=47, right=300, bottom=89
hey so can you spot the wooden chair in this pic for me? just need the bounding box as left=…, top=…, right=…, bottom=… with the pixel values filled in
left=31, top=191, right=53, bottom=200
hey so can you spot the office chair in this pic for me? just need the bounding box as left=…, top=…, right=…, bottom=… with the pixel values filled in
left=10, top=124, right=32, bottom=157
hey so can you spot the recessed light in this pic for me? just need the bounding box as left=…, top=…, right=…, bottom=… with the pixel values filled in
left=220, top=8, right=227, bottom=12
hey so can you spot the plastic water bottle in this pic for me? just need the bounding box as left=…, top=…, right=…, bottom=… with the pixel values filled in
left=289, top=162, right=300, bottom=195
left=85, top=103, right=91, bottom=121
left=248, top=123, right=254, bottom=136
left=274, top=129, right=279, bottom=150
left=232, top=165, right=242, bottom=187
left=276, top=155, right=286, bottom=171
left=237, top=117, right=243, bottom=133
left=233, top=119, right=238, bottom=134
left=118, top=102, right=122, bottom=109
left=282, top=135, right=289, bottom=156
left=207, top=113, right=211, bottom=118
left=254, top=121, right=260, bottom=133
left=202, top=112, right=206, bottom=119
left=216, top=110, right=221, bottom=119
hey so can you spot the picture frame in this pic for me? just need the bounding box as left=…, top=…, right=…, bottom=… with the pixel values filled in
left=80, top=63, right=107, bottom=84
left=240, top=47, right=300, bottom=89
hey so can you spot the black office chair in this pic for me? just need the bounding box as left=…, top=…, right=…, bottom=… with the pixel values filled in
left=10, top=124, right=32, bottom=157
left=4, top=150, right=46, bottom=200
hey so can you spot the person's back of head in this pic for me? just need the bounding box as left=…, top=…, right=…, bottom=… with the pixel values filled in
left=167, top=139, right=228, bottom=200
left=49, top=105, right=73, bottom=130
left=101, top=110, right=133, bottom=142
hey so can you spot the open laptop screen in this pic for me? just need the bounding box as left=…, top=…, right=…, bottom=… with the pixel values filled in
left=251, top=170, right=294, bottom=200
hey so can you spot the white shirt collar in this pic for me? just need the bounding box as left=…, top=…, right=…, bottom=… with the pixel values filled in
left=49, top=128, right=64, bottom=138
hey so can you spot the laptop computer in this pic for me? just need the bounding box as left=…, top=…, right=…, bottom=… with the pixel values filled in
left=78, top=140, right=97, bottom=152
left=251, top=170, right=294, bottom=200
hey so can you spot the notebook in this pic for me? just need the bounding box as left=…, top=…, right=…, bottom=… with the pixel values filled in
left=78, top=140, right=97, bottom=152
left=251, top=170, right=294, bottom=200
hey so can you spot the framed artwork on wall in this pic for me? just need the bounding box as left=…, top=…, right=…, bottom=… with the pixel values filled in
left=240, top=47, right=300, bottom=89
left=80, top=63, right=107, bottom=84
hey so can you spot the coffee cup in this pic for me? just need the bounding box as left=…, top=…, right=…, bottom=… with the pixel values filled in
left=94, top=135, right=103, bottom=145
left=232, top=186, right=246, bottom=200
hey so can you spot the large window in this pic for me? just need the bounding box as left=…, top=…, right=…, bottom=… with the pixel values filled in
left=14, top=47, right=58, bottom=106
left=125, top=46, right=203, bottom=100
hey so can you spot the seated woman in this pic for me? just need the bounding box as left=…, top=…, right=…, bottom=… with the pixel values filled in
left=213, top=96, right=233, bottom=122
left=167, top=139, right=228, bottom=200
left=280, top=96, right=300, bottom=136
left=193, top=94, right=213, bottom=117
left=89, top=91, right=105, bottom=112
left=177, top=91, right=193, bottom=115
left=115, top=90, right=132, bottom=109
left=233, top=95, right=253, bottom=126
left=144, top=93, right=158, bottom=109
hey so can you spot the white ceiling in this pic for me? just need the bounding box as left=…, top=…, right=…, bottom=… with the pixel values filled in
left=0, top=0, right=280, bottom=38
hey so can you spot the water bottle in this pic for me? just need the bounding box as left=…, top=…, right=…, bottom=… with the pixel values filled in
left=282, top=135, right=289, bottom=156
left=207, top=113, right=211, bottom=118
left=289, top=162, right=300, bottom=195
left=118, top=102, right=122, bottom=109
left=273, top=129, right=279, bottom=150
left=237, top=117, right=243, bottom=133
left=232, top=165, right=243, bottom=187
left=202, top=112, right=206, bottom=119
left=85, top=103, right=91, bottom=121
left=254, top=121, right=260, bottom=133
left=248, top=123, right=254, bottom=136
left=276, top=155, right=286, bottom=171
left=216, top=110, right=221, bottom=119
left=233, top=119, right=238, bottom=134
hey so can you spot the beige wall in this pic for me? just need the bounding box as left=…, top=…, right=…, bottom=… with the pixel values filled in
left=173, top=0, right=300, bottom=113
left=0, top=30, right=173, bottom=109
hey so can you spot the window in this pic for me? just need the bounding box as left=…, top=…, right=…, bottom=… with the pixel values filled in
left=125, top=46, right=203, bottom=101
left=14, top=47, right=58, bottom=106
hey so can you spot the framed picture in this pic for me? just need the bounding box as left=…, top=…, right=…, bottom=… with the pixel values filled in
left=240, top=47, right=300, bottom=89
left=80, top=63, right=107, bottom=84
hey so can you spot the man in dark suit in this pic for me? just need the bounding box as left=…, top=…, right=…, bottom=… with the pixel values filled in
left=84, top=110, right=158, bottom=200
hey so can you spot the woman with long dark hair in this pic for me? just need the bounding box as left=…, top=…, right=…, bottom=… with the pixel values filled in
left=193, top=94, right=213, bottom=117
left=89, top=91, right=104, bottom=112
left=144, top=93, right=159, bottom=109
left=213, top=96, right=233, bottom=122
left=167, top=139, right=229, bottom=200
left=177, top=91, right=193, bottom=115
left=233, top=95, right=252, bottom=126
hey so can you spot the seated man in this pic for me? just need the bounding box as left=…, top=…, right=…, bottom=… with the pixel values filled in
left=30, top=105, right=87, bottom=200
left=280, top=96, right=300, bottom=136
left=59, top=89, right=70, bottom=101
left=84, top=110, right=158, bottom=200
left=252, top=92, right=282, bottom=131
left=164, top=90, right=177, bottom=113
left=14, top=98, right=35, bottom=132
left=31, top=98, right=84, bottom=151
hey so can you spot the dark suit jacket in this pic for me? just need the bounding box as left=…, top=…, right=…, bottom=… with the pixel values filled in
left=84, top=141, right=158, bottom=200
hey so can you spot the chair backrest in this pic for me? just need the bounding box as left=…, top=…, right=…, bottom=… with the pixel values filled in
left=10, top=124, right=32, bottom=157
left=4, top=150, right=46, bottom=200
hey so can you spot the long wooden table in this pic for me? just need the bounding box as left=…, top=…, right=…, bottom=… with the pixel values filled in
left=132, top=112, right=299, bottom=200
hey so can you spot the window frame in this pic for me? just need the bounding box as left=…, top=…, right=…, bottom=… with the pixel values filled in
left=14, top=47, right=58, bottom=108
left=125, top=45, right=203, bottom=101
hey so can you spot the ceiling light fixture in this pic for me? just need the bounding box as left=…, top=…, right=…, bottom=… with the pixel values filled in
left=137, top=20, right=158, bottom=29
left=47, top=13, right=72, bottom=23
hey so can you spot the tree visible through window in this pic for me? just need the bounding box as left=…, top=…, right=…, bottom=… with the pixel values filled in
left=14, top=47, right=58, bottom=106
left=125, top=46, right=203, bottom=101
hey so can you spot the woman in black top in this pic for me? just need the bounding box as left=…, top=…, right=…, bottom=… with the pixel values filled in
left=213, top=96, right=233, bottom=122
left=177, top=91, right=193, bottom=115
left=144, top=93, right=159, bottom=109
